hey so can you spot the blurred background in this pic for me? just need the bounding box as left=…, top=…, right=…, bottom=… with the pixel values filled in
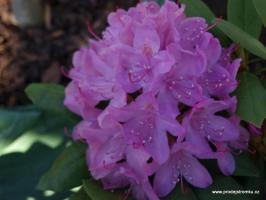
left=0, top=0, right=138, bottom=107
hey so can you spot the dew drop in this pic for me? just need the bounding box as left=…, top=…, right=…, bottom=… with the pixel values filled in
left=149, top=124, right=154, bottom=129
left=139, top=121, right=144, bottom=125
left=187, top=91, right=192, bottom=96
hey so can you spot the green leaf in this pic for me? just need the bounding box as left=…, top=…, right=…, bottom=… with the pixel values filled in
left=217, top=20, right=266, bottom=59
left=195, top=176, right=251, bottom=200
left=83, top=179, right=119, bottom=200
left=235, top=72, right=266, bottom=127
left=2, top=127, right=64, bottom=155
left=0, top=105, right=41, bottom=153
left=155, top=0, right=165, bottom=5
left=179, top=0, right=228, bottom=45
left=164, top=185, right=198, bottom=200
left=1, top=110, right=74, bottom=155
left=69, top=188, right=92, bottom=200
left=227, top=0, right=262, bottom=38
left=37, top=142, right=89, bottom=192
left=241, top=154, right=266, bottom=200
left=233, top=153, right=260, bottom=177
left=253, top=0, right=266, bottom=27
left=0, top=143, right=70, bottom=200
left=25, top=83, right=79, bottom=122
left=179, top=0, right=214, bottom=22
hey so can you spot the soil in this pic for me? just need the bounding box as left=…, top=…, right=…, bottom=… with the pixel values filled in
left=0, top=0, right=136, bottom=106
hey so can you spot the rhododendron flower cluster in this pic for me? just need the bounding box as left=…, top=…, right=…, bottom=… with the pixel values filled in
left=64, top=1, right=249, bottom=199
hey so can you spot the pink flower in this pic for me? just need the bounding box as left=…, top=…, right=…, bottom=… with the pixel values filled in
left=64, top=1, right=252, bottom=199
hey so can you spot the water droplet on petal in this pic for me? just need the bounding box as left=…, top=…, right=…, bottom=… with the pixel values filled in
left=149, top=124, right=154, bottom=129
left=139, top=121, right=144, bottom=125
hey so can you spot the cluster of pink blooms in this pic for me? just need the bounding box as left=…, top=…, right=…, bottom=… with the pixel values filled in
left=64, top=1, right=253, bottom=199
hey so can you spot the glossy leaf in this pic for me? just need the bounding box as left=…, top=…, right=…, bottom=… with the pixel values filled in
left=195, top=176, right=251, bottom=200
left=233, top=153, right=260, bottom=177
left=253, top=0, right=266, bottom=27
left=25, top=83, right=79, bottom=122
left=1, top=110, right=73, bottom=155
left=0, top=143, right=69, bottom=200
left=38, top=142, right=89, bottom=192
left=235, top=72, right=266, bottom=127
left=0, top=105, right=41, bottom=153
left=227, top=0, right=262, bottom=38
left=83, top=179, right=119, bottom=200
left=2, top=127, right=64, bottom=155
left=217, top=20, right=266, bottom=59
left=69, top=188, right=92, bottom=200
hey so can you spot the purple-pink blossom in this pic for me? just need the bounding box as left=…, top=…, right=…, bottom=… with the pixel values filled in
left=64, top=1, right=255, bottom=199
